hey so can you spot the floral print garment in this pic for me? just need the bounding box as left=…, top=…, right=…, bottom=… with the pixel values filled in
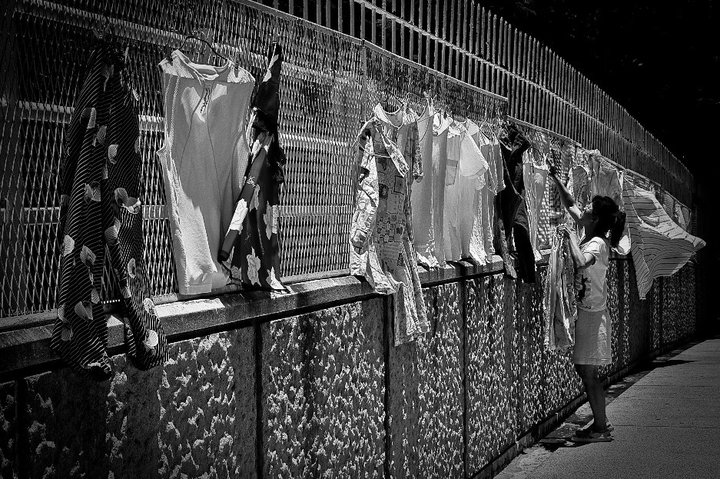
left=51, top=42, right=168, bottom=380
left=219, top=43, right=286, bottom=291
left=350, top=104, right=428, bottom=346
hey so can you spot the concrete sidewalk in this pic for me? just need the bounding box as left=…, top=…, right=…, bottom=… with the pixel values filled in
left=496, top=338, right=720, bottom=479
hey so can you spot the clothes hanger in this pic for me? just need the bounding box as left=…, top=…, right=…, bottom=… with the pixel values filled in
left=176, top=31, right=230, bottom=64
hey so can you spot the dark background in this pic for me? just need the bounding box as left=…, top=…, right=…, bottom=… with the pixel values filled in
left=481, top=0, right=719, bottom=333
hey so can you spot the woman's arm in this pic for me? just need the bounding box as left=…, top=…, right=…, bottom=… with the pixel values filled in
left=564, top=227, right=596, bottom=269
left=548, top=166, right=582, bottom=223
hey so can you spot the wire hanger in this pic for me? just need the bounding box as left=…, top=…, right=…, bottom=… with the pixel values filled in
left=177, top=31, right=230, bottom=63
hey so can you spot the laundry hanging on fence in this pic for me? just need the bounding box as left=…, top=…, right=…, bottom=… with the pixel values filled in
left=497, top=124, right=535, bottom=283
left=543, top=228, right=576, bottom=351
left=218, top=43, right=286, bottom=291
left=443, top=117, right=489, bottom=263
left=51, top=41, right=168, bottom=380
left=587, top=152, right=631, bottom=254
left=158, top=49, right=255, bottom=295
left=430, top=112, right=454, bottom=266
left=522, top=152, right=549, bottom=261
left=622, top=178, right=705, bottom=300
left=410, top=101, right=438, bottom=268
left=469, top=130, right=502, bottom=264
left=350, top=104, right=428, bottom=346
left=658, top=191, right=692, bottom=233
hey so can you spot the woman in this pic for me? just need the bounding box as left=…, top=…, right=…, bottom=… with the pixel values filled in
left=549, top=166, right=626, bottom=443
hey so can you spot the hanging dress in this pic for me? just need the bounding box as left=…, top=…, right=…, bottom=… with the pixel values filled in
left=158, top=50, right=255, bottom=295
left=350, top=104, right=428, bottom=346
left=219, top=43, right=286, bottom=290
left=51, top=41, right=168, bottom=380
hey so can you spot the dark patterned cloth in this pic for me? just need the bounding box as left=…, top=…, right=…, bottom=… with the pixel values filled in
left=219, top=43, right=286, bottom=290
left=51, top=42, right=168, bottom=380
left=497, top=124, right=535, bottom=283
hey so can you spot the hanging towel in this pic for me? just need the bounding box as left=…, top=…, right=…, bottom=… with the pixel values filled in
left=219, top=43, right=286, bottom=290
left=52, top=42, right=168, bottom=380
left=622, top=178, right=705, bottom=300
left=543, top=229, right=576, bottom=351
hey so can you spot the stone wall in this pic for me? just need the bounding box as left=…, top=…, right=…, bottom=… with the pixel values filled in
left=0, top=260, right=697, bottom=478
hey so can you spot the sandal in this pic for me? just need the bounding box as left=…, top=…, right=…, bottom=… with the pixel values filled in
left=570, top=427, right=613, bottom=443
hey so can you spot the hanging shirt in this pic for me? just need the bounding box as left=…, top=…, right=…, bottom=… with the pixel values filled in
left=443, top=118, right=489, bottom=262
left=158, top=50, right=254, bottom=295
left=350, top=105, right=428, bottom=346
left=410, top=103, right=437, bottom=268
left=576, top=236, right=610, bottom=312
left=431, top=113, right=453, bottom=266
left=622, top=178, right=705, bottom=300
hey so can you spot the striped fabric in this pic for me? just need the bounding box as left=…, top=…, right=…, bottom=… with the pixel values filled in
left=51, top=42, right=168, bottom=380
left=622, top=178, right=705, bottom=300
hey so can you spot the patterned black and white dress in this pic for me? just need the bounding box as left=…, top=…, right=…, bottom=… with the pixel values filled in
left=51, top=41, right=168, bottom=380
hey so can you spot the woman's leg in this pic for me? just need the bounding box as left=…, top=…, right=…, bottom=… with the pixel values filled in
left=575, top=364, right=608, bottom=430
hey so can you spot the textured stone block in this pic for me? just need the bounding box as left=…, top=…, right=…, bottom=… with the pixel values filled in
left=466, top=274, right=514, bottom=472
left=154, top=328, right=255, bottom=479
left=23, top=368, right=112, bottom=478
left=387, top=284, right=464, bottom=479
left=261, top=299, right=385, bottom=478
left=0, top=381, right=16, bottom=479
left=21, top=328, right=255, bottom=479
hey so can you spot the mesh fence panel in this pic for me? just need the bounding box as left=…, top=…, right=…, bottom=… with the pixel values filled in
left=1, top=0, right=369, bottom=318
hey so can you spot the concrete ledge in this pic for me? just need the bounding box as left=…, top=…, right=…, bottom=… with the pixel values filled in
left=0, top=253, right=533, bottom=379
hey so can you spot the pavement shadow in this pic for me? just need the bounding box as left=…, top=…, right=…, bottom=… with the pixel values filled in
left=537, top=356, right=696, bottom=451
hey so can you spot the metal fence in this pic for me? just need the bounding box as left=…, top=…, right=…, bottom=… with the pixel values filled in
left=0, top=0, right=694, bottom=322
left=252, top=0, right=693, bottom=205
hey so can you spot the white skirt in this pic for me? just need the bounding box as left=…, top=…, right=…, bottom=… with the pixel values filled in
left=573, top=308, right=612, bottom=366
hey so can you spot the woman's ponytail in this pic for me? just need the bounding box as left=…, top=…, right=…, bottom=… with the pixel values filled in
left=609, top=210, right=627, bottom=248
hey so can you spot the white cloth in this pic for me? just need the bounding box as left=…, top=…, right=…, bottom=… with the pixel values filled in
left=622, top=178, right=705, bottom=300
left=576, top=236, right=610, bottom=312
left=158, top=50, right=254, bottom=295
left=431, top=113, right=453, bottom=266
left=443, top=119, right=489, bottom=262
left=411, top=103, right=438, bottom=267
left=469, top=132, right=500, bottom=264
